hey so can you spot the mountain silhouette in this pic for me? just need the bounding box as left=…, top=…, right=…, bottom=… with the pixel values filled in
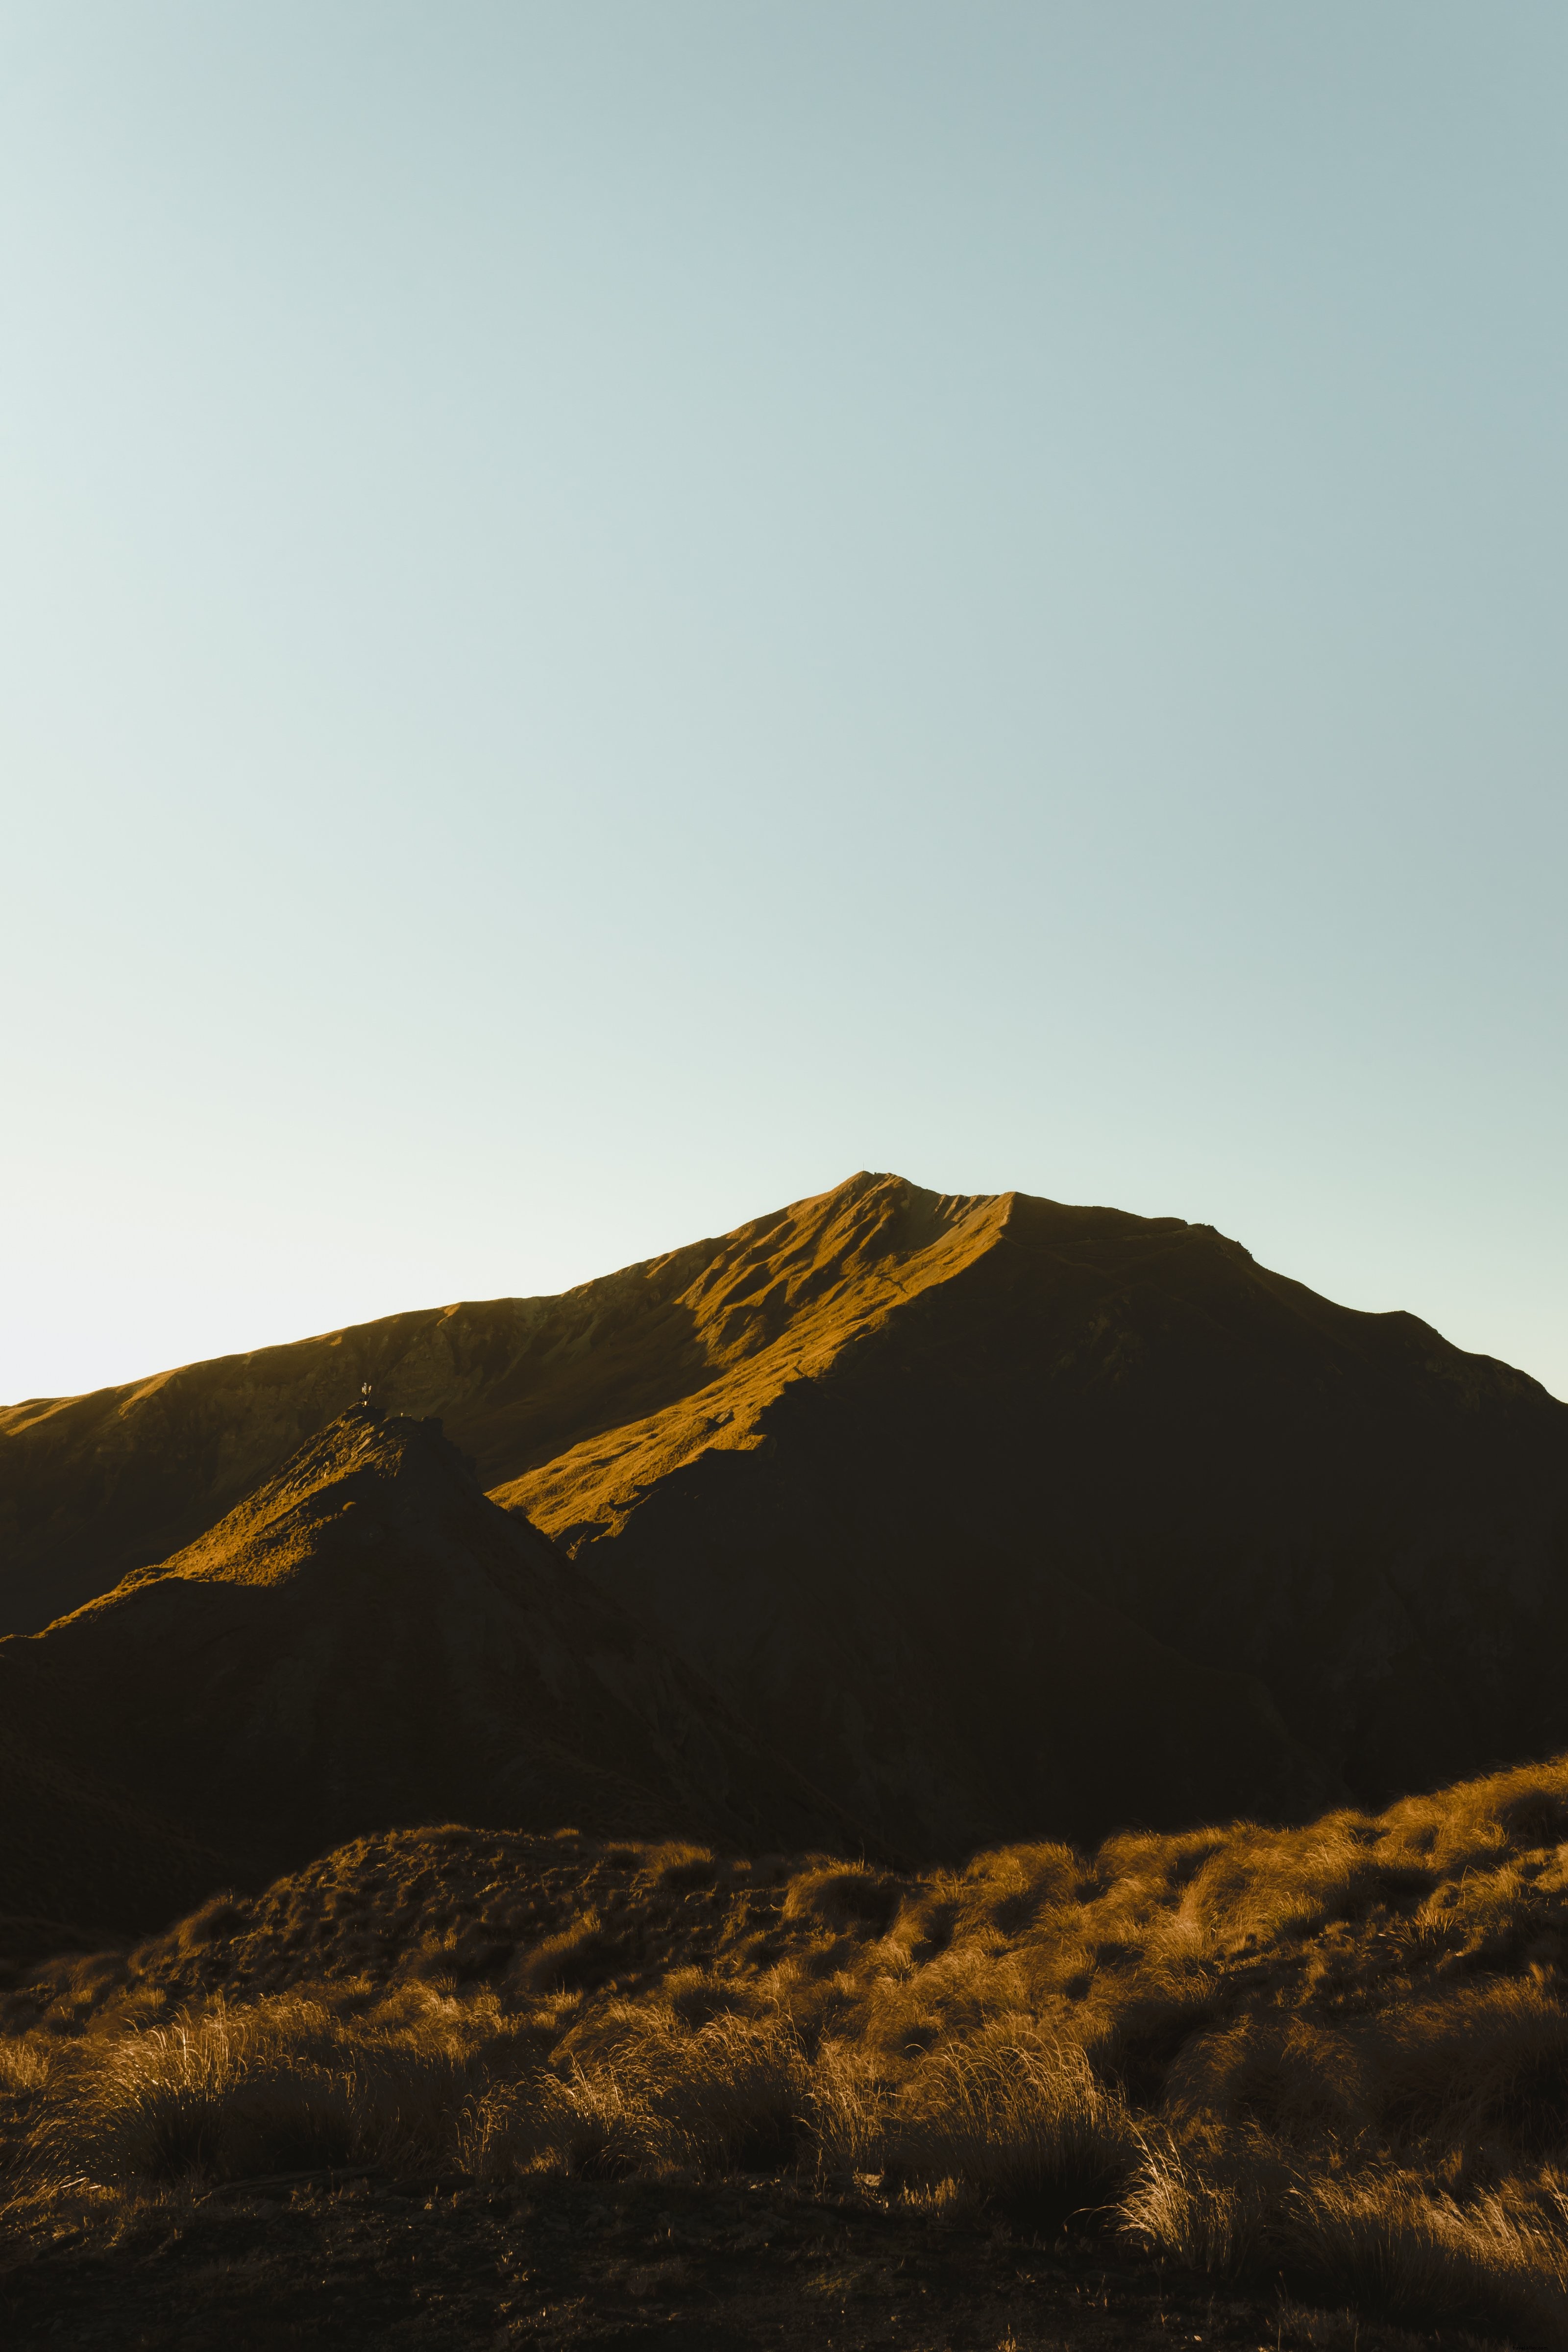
left=4, top=1172, right=1566, bottom=1859
left=0, top=1409, right=850, bottom=1939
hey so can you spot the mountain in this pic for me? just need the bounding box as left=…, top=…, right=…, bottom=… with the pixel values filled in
left=0, top=1409, right=850, bottom=1941
left=4, top=1172, right=1567, bottom=1856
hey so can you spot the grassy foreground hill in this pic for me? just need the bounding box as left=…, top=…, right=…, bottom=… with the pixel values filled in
left=10, top=1750, right=1568, bottom=2346
left=5, top=1172, right=1565, bottom=1852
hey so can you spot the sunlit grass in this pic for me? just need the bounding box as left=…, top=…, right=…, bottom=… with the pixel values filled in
left=11, top=1752, right=1568, bottom=2340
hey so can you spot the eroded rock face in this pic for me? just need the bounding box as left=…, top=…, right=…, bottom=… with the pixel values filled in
left=4, top=1171, right=1567, bottom=1868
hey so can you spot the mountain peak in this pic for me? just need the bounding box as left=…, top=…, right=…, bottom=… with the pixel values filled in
left=110, top=1408, right=492, bottom=1598
left=4, top=1174, right=1565, bottom=1869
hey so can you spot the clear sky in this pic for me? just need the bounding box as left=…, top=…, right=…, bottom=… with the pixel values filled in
left=2, top=2, right=1564, bottom=1404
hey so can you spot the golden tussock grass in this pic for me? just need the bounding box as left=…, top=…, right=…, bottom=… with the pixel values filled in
left=13, top=1753, right=1568, bottom=2339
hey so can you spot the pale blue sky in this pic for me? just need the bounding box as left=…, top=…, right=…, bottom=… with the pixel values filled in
left=2, top=2, right=1564, bottom=1402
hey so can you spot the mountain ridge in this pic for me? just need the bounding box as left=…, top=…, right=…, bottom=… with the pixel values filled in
left=3, top=1170, right=1565, bottom=1863
left=0, top=1408, right=855, bottom=1940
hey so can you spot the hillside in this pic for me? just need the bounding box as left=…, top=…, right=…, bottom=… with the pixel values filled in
left=13, top=1750, right=1568, bottom=2349
left=0, top=1410, right=849, bottom=1941
left=4, top=1172, right=1566, bottom=1852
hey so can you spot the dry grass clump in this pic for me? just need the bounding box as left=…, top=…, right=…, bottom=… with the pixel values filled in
left=6, top=1984, right=811, bottom=2202
left=643, top=1842, right=720, bottom=1891
left=1369, top=1981, right=1568, bottom=2147
left=784, top=1862, right=903, bottom=1938
left=506, top=1908, right=622, bottom=1996
left=1282, top=2170, right=1568, bottom=2346
left=1128, top=2138, right=1568, bottom=2344
left=803, top=2010, right=1134, bottom=2229
left=586, top=2005, right=809, bottom=2174
left=882, top=2017, right=1136, bottom=2227
left=1163, top=2016, right=1373, bottom=2144
left=19, top=1985, right=502, bottom=2193
left=1123, top=2122, right=1291, bottom=2277
left=0, top=2033, right=49, bottom=2094
left=16, top=1752, right=1568, bottom=2337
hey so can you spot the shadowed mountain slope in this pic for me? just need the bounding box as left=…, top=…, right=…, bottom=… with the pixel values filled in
left=0, top=1411, right=850, bottom=1940
left=503, top=1179, right=1568, bottom=1847
left=4, top=1172, right=1567, bottom=1855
